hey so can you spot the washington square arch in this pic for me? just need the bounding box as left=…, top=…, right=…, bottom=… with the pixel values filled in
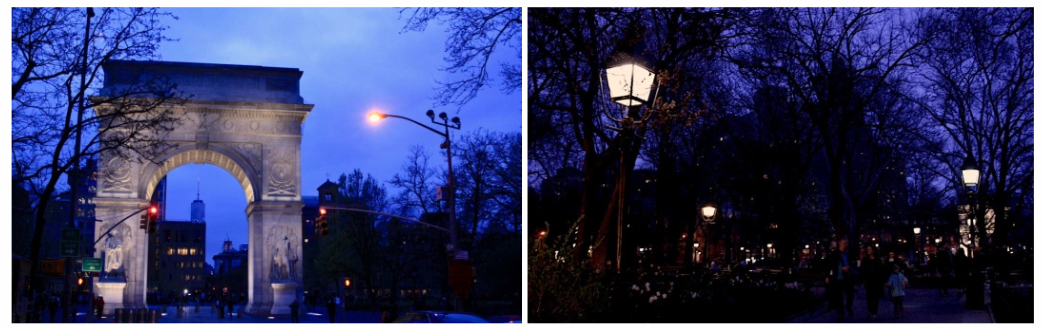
left=92, top=60, right=311, bottom=315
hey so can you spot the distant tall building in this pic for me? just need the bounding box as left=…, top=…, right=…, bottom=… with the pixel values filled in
left=153, top=176, right=168, bottom=221
left=191, top=179, right=205, bottom=223
left=146, top=181, right=206, bottom=296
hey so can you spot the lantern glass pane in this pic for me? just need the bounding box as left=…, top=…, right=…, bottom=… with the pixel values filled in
left=701, top=206, right=716, bottom=218
left=962, top=169, right=980, bottom=187
left=606, top=63, right=655, bottom=107
left=630, top=64, right=655, bottom=102
left=606, top=64, right=634, bottom=101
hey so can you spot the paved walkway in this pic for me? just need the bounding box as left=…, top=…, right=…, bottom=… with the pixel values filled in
left=50, top=303, right=381, bottom=323
left=789, top=287, right=992, bottom=323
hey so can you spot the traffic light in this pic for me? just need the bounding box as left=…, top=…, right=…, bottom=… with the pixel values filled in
left=77, top=277, right=85, bottom=286
left=139, top=209, right=149, bottom=230
left=147, top=204, right=160, bottom=234
left=343, top=277, right=352, bottom=288
left=317, top=208, right=328, bottom=237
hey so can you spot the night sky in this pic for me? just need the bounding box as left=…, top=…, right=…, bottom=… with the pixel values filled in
left=153, top=8, right=521, bottom=265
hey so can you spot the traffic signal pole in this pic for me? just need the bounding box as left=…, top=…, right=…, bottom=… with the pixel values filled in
left=319, top=206, right=451, bottom=234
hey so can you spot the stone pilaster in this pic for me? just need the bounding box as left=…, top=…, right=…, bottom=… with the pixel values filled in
left=92, top=197, right=151, bottom=311
left=244, top=200, right=304, bottom=316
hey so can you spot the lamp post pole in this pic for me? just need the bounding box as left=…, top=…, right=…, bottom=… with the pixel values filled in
left=369, top=111, right=460, bottom=253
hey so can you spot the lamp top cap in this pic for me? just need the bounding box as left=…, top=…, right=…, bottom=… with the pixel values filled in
left=961, top=154, right=979, bottom=171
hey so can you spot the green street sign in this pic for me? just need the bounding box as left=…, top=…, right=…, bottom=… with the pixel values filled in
left=61, top=242, right=79, bottom=257
left=61, top=229, right=80, bottom=257
left=62, top=228, right=80, bottom=242
left=82, top=257, right=102, bottom=272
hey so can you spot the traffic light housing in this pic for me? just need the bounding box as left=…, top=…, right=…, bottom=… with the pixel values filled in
left=145, top=204, right=160, bottom=233
left=317, top=208, right=329, bottom=237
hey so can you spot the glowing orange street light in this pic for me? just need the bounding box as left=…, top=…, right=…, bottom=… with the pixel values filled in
left=319, top=208, right=327, bottom=216
left=368, top=112, right=385, bottom=122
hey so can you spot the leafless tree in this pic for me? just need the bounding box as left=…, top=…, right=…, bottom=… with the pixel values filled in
left=400, top=7, right=522, bottom=107
left=12, top=7, right=184, bottom=300
left=910, top=8, right=1033, bottom=252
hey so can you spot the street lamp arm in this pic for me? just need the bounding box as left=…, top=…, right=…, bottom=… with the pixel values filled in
left=382, top=114, right=447, bottom=137
left=321, top=205, right=451, bottom=233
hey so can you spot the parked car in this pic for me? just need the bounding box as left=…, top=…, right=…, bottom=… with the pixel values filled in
left=487, top=315, right=522, bottom=323
left=393, top=311, right=490, bottom=323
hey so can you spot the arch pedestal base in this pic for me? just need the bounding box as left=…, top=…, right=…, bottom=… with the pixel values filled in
left=96, top=280, right=127, bottom=315
left=270, top=282, right=299, bottom=315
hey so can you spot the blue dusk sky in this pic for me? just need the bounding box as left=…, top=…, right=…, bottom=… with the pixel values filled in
left=153, top=8, right=521, bottom=264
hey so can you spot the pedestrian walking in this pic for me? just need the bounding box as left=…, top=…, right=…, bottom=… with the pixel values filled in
left=290, top=298, right=300, bottom=323
left=326, top=297, right=337, bottom=323
left=95, top=296, right=105, bottom=319
left=859, top=246, right=885, bottom=320
left=886, top=264, right=909, bottom=319
left=953, top=248, right=970, bottom=295
left=826, top=238, right=857, bottom=321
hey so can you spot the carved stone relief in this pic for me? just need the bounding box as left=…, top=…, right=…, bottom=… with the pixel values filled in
left=102, top=156, right=133, bottom=193
left=265, top=225, right=299, bottom=283
left=231, top=143, right=263, bottom=173
left=266, top=148, right=296, bottom=197
left=213, top=119, right=301, bottom=135
left=188, top=112, right=221, bottom=131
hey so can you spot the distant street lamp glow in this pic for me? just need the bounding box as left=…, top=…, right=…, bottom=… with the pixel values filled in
left=913, top=227, right=921, bottom=235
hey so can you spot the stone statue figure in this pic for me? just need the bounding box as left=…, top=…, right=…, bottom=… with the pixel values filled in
left=286, top=236, right=299, bottom=281
left=267, top=226, right=299, bottom=283
left=104, top=231, right=124, bottom=277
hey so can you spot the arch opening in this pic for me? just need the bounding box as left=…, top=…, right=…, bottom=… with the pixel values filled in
left=143, top=148, right=257, bottom=203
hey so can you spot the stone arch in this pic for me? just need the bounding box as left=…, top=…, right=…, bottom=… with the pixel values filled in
left=141, top=146, right=259, bottom=203
left=91, top=60, right=312, bottom=317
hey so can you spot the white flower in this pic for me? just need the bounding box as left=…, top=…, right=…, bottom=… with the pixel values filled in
left=662, top=294, right=667, bottom=300
left=645, top=282, right=651, bottom=291
left=632, top=284, right=639, bottom=291
left=656, top=291, right=661, bottom=297
left=649, top=296, right=657, bottom=303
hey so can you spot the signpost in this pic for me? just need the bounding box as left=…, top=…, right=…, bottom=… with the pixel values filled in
left=82, top=258, right=102, bottom=272
left=61, top=228, right=80, bottom=257
left=448, top=260, right=473, bottom=298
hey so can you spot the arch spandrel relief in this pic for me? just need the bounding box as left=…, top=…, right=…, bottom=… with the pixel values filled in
left=264, top=147, right=299, bottom=199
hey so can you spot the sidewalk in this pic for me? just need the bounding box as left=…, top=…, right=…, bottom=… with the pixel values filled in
left=57, top=303, right=381, bottom=323
left=789, top=287, right=992, bottom=323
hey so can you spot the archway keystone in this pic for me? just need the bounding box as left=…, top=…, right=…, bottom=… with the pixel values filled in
left=92, top=60, right=313, bottom=316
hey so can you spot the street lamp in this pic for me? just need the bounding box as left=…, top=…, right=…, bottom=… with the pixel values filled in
left=693, top=242, right=700, bottom=264
left=367, top=110, right=461, bottom=255
left=603, top=58, right=657, bottom=273
left=701, top=202, right=717, bottom=263
left=913, top=227, right=921, bottom=267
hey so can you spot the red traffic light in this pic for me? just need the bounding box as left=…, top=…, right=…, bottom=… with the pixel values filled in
left=150, top=206, right=159, bottom=215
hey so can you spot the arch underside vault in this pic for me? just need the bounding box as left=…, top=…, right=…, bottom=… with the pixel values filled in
left=144, top=148, right=256, bottom=203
